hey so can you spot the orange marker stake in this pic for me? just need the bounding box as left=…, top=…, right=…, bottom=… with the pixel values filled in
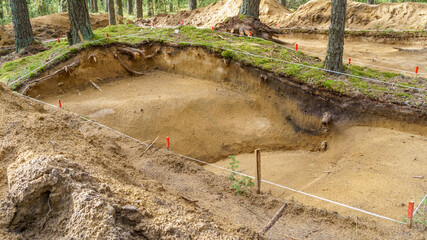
left=349, top=58, right=351, bottom=65
left=417, top=26, right=420, bottom=31
left=296, top=44, right=298, bottom=51
left=58, top=99, right=62, bottom=108
left=250, top=30, right=253, bottom=37
left=128, top=20, right=131, bottom=24
left=166, top=137, right=170, bottom=149
left=212, top=27, right=214, bottom=31
left=408, top=201, right=414, bottom=228
left=106, top=33, right=109, bottom=39
left=152, top=23, right=155, bottom=27
left=182, top=20, right=184, bottom=26
left=58, top=39, right=61, bottom=44
left=415, top=66, right=419, bottom=74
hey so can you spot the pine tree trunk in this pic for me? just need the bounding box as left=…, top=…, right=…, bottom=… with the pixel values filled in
left=239, top=0, right=260, bottom=19
left=67, top=0, right=93, bottom=45
left=279, top=0, right=286, bottom=7
left=169, top=3, right=172, bottom=12
left=324, top=0, right=346, bottom=73
left=147, top=0, right=153, bottom=17
left=116, top=0, right=123, bottom=16
left=127, top=0, right=133, bottom=14
left=367, top=0, right=374, bottom=4
left=135, top=0, right=142, bottom=18
left=108, top=0, right=116, bottom=24
left=188, top=0, right=196, bottom=10
left=90, top=0, right=94, bottom=11
left=94, top=0, right=99, bottom=12
left=10, top=0, right=34, bottom=52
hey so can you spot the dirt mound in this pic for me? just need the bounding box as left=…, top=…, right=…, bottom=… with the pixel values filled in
left=0, top=13, right=125, bottom=47
left=0, top=83, right=259, bottom=239
left=149, top=0, right=291, bottom=28
left=280, top=0, right=427, bottom=30
left=215, top=16, right=277, bottom=39
left=149, top=0, right=426, bottom=31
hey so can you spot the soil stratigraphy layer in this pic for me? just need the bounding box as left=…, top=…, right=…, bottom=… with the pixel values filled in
left=42, top=70, right=303, bottom=161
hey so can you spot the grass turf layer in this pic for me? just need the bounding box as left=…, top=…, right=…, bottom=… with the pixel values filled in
left=1, top=24, right=425, bottom=107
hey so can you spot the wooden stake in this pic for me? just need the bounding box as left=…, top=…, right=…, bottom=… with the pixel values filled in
left=77, top=30, right=85, bottom=44
left=260, top=202, right=288, bottom=235
left=255, top=148, right=261, bottom=194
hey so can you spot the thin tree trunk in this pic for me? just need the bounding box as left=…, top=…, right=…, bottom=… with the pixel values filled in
left=279, top=0, right=286, bottom=7
left=324, top=0, right=347, bottom=72
left=239, top=0, right=260, bottom=19
left=147, top=0, right=153, bottom=17
left=367, top=0, right=374, bottom=4
left=67, top=0, right=93, bottom=45
left=116, top=0, right=123, bottom=16
left=94, top=0, right=98, bottom=12
left=127, top=0, right=133, bottom=14
left=169, top=2, right=172, bottom=12
left=135, top=0, right=142, bottom=18
left=108, top=0, right=116, bottom=24
left=10, top=0, right=34, bottom=52
left=105, top=0, right=109, bottom=12
left=0, top=1, right=4, bottom=22
left=188, top=0, right=196, bottom=10
left=59, top=0, right=68, bottom=12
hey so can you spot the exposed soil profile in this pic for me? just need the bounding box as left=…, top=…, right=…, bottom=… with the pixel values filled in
left=1, top=37, right=426, bottom=239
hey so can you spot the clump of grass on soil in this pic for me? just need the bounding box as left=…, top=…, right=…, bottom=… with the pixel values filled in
left=0, top=24, right=425, bottom=107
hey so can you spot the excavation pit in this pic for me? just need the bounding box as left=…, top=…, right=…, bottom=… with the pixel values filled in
left=22, top=43, right=427, bottom=223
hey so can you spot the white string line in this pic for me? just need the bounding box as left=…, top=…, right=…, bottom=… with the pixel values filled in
left=228, top=49, right=426, bottom=92
left=177, top=154, right=406, bottom=224
left=12, top=91, right=150, bottom=146
left=11, top=90, right=406, bottom=225
left=7, top=32, right=144, bottom=87
left=7, top=27, right=426, bottom=93
left=208, top=28, right=426, bottom=76
left=274, top=27, right=422, bottom=32
left=413, top=193, right=427, bottom=216
left=119, top=31, right=427, bottom=92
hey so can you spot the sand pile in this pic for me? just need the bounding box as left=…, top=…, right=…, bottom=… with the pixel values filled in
left=149, top=0, right=426, bottom=31
left=281, top=0, right=427, bottom=30
left=0, top=13, right=125, bottom=47
left=149, top=0, right=291, bottom=28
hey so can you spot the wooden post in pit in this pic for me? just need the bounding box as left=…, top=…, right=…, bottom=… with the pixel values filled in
left=256, top=148, right=261, bottom=194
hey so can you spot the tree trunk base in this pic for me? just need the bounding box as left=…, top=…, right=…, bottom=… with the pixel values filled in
left=215, top=16, right=279, bottom=40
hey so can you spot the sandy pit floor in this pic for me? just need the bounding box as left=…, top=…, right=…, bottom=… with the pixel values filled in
left=43, top=70, right=290, bottom=160
left=278, top=35, right=427, bottom=76
left=206, top=126, right=427, bottom=222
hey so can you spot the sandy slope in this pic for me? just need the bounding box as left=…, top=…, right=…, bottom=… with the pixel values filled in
left=151, top=0, right=427, bottom=31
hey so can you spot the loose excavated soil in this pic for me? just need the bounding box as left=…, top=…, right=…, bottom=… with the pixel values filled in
left=0, top=13, right=125, bottom=47
left=281, top=0, right=427, bottom=31
left=149, top=0, right=427, bottom=31
left=147, top=0, right=291, bottom=28
left=0, top=83, right=425, bottom=239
